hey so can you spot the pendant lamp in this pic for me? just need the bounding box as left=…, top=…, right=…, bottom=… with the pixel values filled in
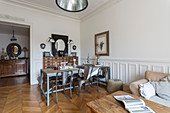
left=56, top=0, right=88, bottom=12
left=11, top=30, right=17, bottom=41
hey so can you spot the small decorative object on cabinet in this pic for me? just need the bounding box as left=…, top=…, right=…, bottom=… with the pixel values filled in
left=96, top=55, right=100, bottom=65
left=73, top=58, right=77, bottom=68
left=68, top=39, right=74, bottom=56
left=71, top=52, right=77, bottom=57
left=43, top=52, right=51, bottom=57
left=95, top=31, right=109, bottom=56
left=1, top=48, right=7, bottom=60
left=22, top=47, right=28, bottom=58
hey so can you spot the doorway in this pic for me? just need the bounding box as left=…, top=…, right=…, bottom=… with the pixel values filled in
left=0, top=21, right=31, bottom=86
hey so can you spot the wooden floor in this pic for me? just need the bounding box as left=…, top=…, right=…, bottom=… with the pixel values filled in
left=0, top=77, right=109, bottom=113
left=0, top=75, right=29, bottom=87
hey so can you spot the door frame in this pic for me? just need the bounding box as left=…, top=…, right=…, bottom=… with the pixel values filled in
left=0, top=18, right=33, bottom=85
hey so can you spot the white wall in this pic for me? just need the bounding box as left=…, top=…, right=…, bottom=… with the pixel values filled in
left=0, top=33, right=29, bottom=57
left=80, top=0, right=170, bottom=83
left=0, top=2, right=80, bottom=84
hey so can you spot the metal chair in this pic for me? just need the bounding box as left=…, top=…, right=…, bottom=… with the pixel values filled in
left=76, top=65, right=100, bottom=96
left=73, top=64, right=93, bottom=91
left=55, top=70, right=73, bottom=104
left=93, top=67, right=108, bottom=91
left=78, top=65, right=92, bottom=96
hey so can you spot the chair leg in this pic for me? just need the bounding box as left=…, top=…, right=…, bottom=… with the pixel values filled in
left=63, top=85, right=65, bottom=94
left=78, top=85, right=81, bottom=97
left=73, top=83, right=75, bottom=92
left=88, top=81, right=91, bottom=94
left=70, top=83, right=72, bottom=99
left=91, top=78, right=93, bottom=88
left=51, top=81, right=54, bottom=97
left=97, top=77, right=99, bottom=92
left=56, top=79, right=58, bottom=104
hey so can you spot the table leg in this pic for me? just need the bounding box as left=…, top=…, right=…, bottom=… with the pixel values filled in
left=47, top=75, right=50, bottom=106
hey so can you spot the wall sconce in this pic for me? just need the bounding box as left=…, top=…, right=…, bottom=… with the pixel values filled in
left=47, top=37, right=55, bottom=43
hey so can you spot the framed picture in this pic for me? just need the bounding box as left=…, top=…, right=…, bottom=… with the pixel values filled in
left=40, top=43, right=46, bottom=49
left=71, top=52, right=77, bottom=57
left=95, top=31, right=109, bottom=56
left=43, top=52, right=51, bottom=57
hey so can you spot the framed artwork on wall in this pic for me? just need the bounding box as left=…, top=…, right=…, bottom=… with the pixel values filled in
left=95, top=31, right=109, bottom=56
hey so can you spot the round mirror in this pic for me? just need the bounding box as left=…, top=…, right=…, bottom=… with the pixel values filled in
left=11, top=46, right=18, bottom=54
left=55, top=39, right=65, bottom=51
left=7, top=43, right=21, bottom=57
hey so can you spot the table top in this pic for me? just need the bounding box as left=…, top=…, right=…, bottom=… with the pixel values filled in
left=87, top=91, right=170, bottom=113
left=41, top=68, right=79, bottom=75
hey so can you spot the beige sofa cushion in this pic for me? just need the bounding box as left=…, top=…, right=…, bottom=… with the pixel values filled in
left=129, top=79, right=148, bottom=96
left=150, top=76, right=170, bottom=101
left=145, top=71, right=169, bottom=81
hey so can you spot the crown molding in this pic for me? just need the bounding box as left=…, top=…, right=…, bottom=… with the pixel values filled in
left=80, top=0, right=122, bottom=22
left=0, top=0, right=80, bottom=22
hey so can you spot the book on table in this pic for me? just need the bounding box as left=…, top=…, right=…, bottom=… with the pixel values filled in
left=112, top=95, right=155, bottom=113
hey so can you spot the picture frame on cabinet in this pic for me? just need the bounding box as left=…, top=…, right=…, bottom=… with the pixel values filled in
left=43, top=52, right=51, bottom=57
left=71, top=52, right=77, bottom=57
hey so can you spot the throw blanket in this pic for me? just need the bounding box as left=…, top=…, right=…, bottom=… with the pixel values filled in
left=151, top=76, right=170, bottom=101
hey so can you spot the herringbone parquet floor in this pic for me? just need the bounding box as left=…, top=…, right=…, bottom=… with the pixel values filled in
left=0, top=82, right=108, bottom=113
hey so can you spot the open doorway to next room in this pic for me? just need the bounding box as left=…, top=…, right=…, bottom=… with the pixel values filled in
left=0, top=21, right=30, bottom=87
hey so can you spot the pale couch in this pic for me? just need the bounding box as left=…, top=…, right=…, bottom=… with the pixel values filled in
left=129, top=71, right=170, bottom=107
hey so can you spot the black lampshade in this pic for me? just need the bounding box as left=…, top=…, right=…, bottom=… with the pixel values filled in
left=56, top=0, right=88, bottom=12
left=11, top=30, right=17, bottom=41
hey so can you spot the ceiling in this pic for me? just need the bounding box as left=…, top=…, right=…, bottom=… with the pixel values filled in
left=5, top=0, right=113, bottom=20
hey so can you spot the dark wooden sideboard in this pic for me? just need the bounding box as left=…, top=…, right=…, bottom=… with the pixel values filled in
left=43, top=57, right=78, bottom=69
left=0, top=59, right=28, bottom=77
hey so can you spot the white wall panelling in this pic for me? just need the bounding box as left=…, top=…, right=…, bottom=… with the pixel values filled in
left=112, top=63, right=118, bottom=79
left=81, top=58, right=170, bottom=83
left=32, top=59, right=42, bottom=84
